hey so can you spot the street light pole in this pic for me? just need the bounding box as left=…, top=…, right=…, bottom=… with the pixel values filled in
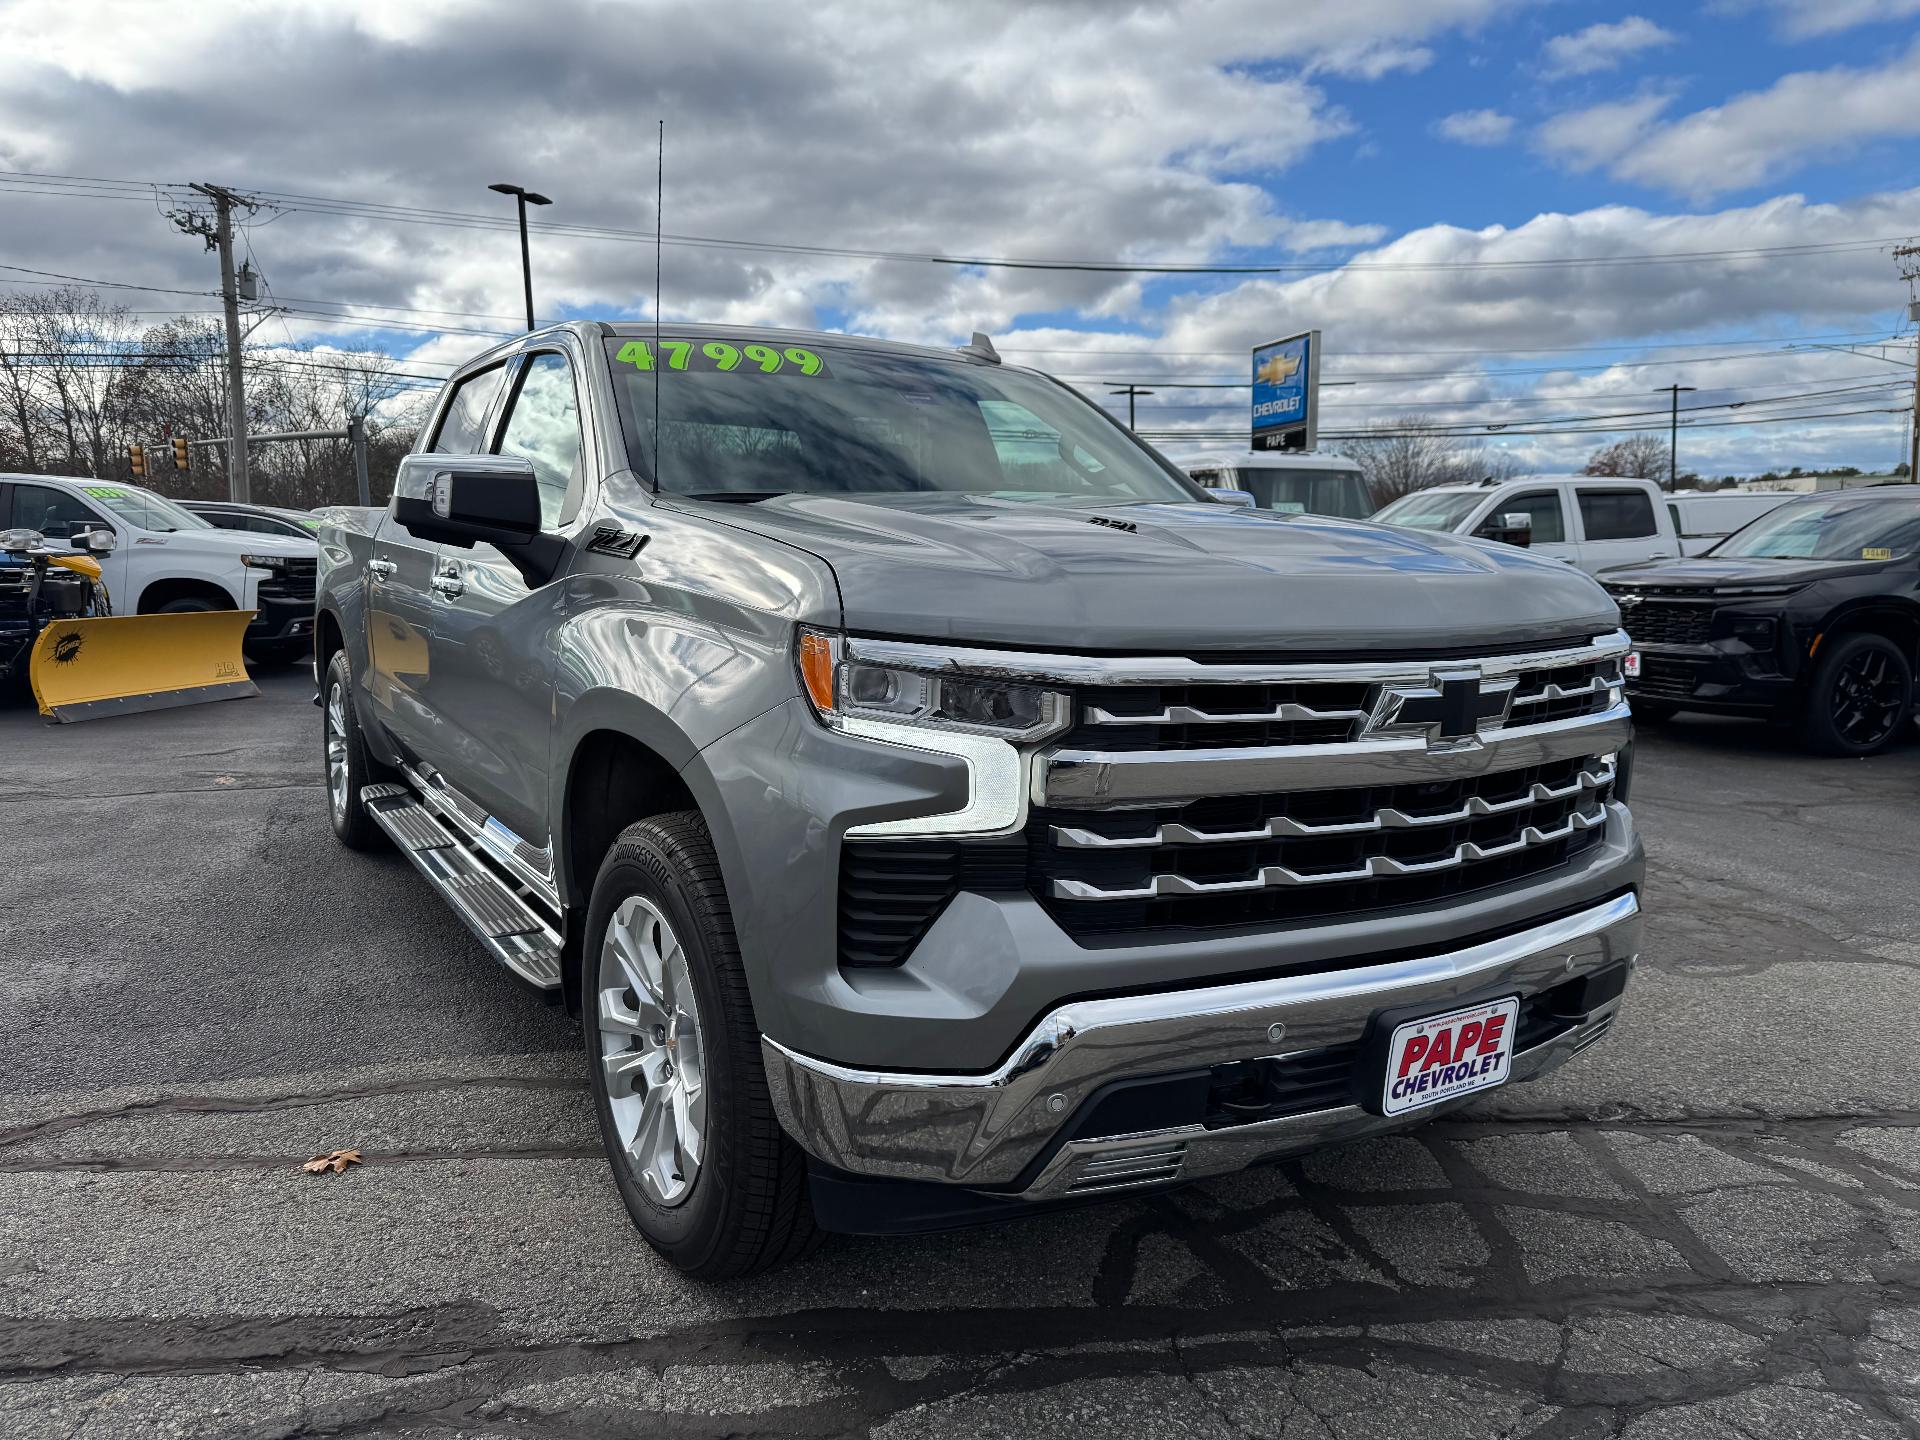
left=488, top=182, right=553, bottom=331
left=1666, top=384, right=1696, bottom=490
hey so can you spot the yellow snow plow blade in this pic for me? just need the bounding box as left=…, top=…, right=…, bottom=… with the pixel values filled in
left=29, top=610, right=259, bottom=723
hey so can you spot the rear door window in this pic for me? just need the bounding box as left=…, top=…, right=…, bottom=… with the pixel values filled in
left=428, top=364, right=508, bottom=455
left=1578, top=488, right=1659, bottom=541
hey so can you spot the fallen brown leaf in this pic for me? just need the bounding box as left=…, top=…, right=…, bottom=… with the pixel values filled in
left=302, top=1148, right=363, bottom=1174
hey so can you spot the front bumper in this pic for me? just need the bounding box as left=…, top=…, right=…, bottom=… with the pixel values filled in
left=765, top=889, right=1639, bottom=1204
left=246, top=593, right=316, bottom=645
left=1627, top=639, right=1794, bottom=714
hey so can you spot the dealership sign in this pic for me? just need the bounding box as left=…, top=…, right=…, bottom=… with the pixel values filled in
left=1250, top=329, right=1319, bottom=452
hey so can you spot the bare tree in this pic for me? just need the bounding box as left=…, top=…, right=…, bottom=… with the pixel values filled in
left=1583, top=436, right=1670, bottom=481
left=0, top=285, right=429, bottom=504
left=1333, top=417, right=1520, bottom=503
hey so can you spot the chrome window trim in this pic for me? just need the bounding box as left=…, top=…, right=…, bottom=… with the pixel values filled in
left=845, top=629, right=1629, bottom=689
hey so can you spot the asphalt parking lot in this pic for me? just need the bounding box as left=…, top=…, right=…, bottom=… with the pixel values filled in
left=3, top=671, right=1918, bottom=1439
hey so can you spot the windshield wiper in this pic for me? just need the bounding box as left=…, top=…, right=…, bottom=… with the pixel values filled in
left=681, top=490, right=789, bottom=504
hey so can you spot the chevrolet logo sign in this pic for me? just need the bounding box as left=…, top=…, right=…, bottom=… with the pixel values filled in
left=1367, top=667, right=1517, bottom=751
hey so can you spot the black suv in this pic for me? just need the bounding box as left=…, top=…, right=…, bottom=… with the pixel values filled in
left=1602, top=487, right=1920, bottom=755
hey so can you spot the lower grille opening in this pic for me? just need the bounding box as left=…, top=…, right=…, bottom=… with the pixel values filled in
left=838, top=838, right=1025, bottom=968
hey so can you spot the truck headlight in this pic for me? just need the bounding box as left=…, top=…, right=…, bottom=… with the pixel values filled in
left=241, top=553, right=289, bottom=572
left=797, top=628, right=1068, bottom=742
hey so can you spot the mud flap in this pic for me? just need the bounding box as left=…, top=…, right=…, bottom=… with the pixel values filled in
left=29, top=610, right=260, bottom=722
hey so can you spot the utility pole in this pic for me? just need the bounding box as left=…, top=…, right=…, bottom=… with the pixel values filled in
left=176, top=184, right=259, bottom=502
left=1108, top=385, right=1155, bottom=430
left=1898, top=245, right=1920, bottom=482
left=1664, top=383, right=1695, bottom=491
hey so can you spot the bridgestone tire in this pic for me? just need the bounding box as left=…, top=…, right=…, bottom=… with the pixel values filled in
left=582, top=812, right=822, bottom=1279
left=322, top=649, right=391, bottom=851
left=1799, top=632, right=1913, bottom=758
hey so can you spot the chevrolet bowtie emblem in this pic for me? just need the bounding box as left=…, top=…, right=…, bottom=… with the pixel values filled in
left=1368, top=667, right=1517, bottom=751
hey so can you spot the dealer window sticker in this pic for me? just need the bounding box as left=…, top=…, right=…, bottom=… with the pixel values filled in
left=1862, top=547, right=1893, bottom=561
left=615, top=339, right=829, bottom=377
left=82, top=486, right=125, bottom=499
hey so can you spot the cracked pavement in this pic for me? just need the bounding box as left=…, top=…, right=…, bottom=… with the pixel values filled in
left=3, top=672, right=1918, bottom=1438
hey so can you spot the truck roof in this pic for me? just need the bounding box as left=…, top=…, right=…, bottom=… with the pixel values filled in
left=454, top=319, right=1021, bottom=376
left=1177, top=451, right=1364, bottom=474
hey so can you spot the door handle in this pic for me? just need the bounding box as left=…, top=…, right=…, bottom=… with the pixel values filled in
left=430, top=574, right=464, bottom=598
left=367, top=558, right=396, bottom=580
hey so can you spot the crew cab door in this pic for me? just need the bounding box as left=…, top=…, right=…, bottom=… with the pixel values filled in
left=422, top=347, right=591, bottom=845
left=368, top=361, right=508, bottom=757
left=1572, top=486, right=1669, bottom=574
left=1474, top=485, right=1577, bottom=566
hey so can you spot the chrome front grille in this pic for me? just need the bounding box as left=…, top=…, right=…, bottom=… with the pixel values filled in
left=1056, top=636, right=1625, bottom=755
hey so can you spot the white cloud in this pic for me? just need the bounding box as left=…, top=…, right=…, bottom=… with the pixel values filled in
left=1536, top=93, right=1674, bottom=173
left=1435, top=109, right=1517, bottom=146
left=1542, top=16, right=1678, bottom=76
left=1537, top=42, right=1920, bottom=198
left=1716, top=0, right=1920, bottom=38
left=0, top=0, right=1530, bottom=350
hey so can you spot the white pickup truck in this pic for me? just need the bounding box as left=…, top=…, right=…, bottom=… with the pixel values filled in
left=0, top=474, right=319, bottom=661
left=1372, top=476, right=1681, bottom=575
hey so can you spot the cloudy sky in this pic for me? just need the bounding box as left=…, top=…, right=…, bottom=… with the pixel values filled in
left=2, top=0, right=1918, bottom=475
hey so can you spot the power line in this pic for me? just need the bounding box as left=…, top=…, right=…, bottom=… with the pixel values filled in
left=4, top=168, right=1916, bottom=277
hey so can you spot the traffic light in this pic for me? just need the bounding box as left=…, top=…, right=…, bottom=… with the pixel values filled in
left=172, top=437, right=190, bottom=472
left=128, top=443, right=146, bottom=478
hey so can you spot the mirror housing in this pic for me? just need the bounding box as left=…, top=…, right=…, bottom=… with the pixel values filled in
left=1204, top=487, right=1257, bottom=508
left=391, top=453, right=565, bottom=587
left=1, top=527, right=45, bottom=554
left=71, top=525, right=116, bottom=555
left=1480, top=511, right=1533, bottom=548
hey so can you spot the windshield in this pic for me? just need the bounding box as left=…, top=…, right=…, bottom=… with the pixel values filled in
left=604, top=337, right=1199, bottom=503
left=1709, top=493, right=1920, bottom=561
left=1231, top=468, right=1372, bottom=519
left=81, top=485, right=211, bottom=532
left=1372, top=490, right=1485, bottom=531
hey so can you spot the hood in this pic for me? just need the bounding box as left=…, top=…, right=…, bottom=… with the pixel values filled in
left=697, top=493, right=1618, bottom=652
left=137, top=527, right=316, bottom=559
left=1599, top=554, right=1880, bottom=589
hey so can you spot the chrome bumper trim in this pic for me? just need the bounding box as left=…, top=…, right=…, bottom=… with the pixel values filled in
left=1041, top=705, right=1631, bottom=809
left=763, top=890, right=1640, bottom=1191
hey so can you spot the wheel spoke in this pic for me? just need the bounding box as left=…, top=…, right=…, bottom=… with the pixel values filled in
left=671, top=1079, right=703, bottom=1172
left=597, top=986, right=649, bottom=1037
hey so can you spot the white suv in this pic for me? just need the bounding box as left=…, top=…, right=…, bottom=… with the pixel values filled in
left=0, top=475, right=319, bottom=661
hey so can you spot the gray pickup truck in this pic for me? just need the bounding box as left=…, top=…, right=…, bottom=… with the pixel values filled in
left=316, top=321, right=1643, bottom=1277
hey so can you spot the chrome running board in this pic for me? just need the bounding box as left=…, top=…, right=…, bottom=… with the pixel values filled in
left=360, top=782, right=563, bottom=990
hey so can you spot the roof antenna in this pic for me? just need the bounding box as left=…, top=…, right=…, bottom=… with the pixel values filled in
left=651, top=118, right=664, bottom=493
left=958, top=330, right=1001, bottom=364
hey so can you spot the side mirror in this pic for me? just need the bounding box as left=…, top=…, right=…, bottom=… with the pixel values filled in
left=393, top=453, right=542, bottom=547
left=1, top=527, right=46, bottom=554
left=1204, top=487, right=1256, bottom=508
left=391, top=453, right=564, bottom=588
left=71, top=525, right=117, bottom=555
left=1480, top=512, right=1533, bottom=548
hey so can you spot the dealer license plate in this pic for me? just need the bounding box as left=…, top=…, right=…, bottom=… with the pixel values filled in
left=1382, top=996, right=1518, bottom=1117
left=1623, top=651, right=1641, bottom=678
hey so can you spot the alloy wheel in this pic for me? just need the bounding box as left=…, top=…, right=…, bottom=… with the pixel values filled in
left=597, top=895, right=707, bottom=1206
left=324, top=680, right=349, bottom=821
left=1830, top=647, right=1906, bottom=748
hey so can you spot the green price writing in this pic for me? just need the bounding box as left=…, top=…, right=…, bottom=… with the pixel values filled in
left=615, top=339, right=827, bottom=377
left=82, top=486, right=125, bottom=499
